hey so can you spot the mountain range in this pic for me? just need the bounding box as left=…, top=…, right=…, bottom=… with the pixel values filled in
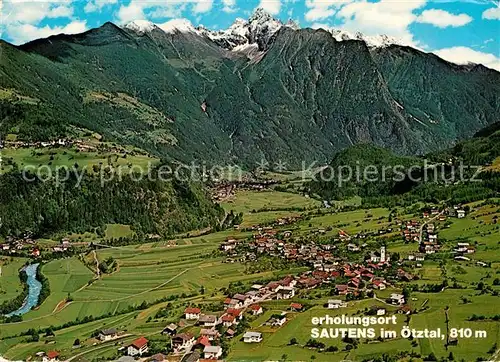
left=1, top=9, right=499, bottom=168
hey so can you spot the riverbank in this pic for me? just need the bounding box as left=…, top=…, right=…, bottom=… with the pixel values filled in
left=0, top=267, right=29, bottom=317
left=2, top=264, right=41, bottom=320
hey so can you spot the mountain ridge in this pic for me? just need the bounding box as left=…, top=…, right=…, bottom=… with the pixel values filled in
left=1, top=10, right=499, bottom=168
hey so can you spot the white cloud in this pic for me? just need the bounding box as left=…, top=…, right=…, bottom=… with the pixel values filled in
left=2, top=0, right=73, bottom=25
left=336, top=0, right=427, bottom=46
left=222, top=0, right=237, bottom=13
left=416, top=9, right=472, bottom=28
left=48, top=5, right=73, bottom=18
left=1, top=0, right=78, bottom=44
left=8, top=20, right=88, bottom=45
left=258, top=0, right=281, bottom=15
left=116, top=0, right=213, bottom=23
left=117, top=1, right=146, bottom=23
left=482, top=6, right=500, bottom=20
left=84, top=0, right=118, bottom=13
left=434, top=46, right=500, bottom=71
left=305, top=0, right=350, bottom=21
left=149, top=4, right=186, bottom=19
left=193, top=0, right=213, bottom=13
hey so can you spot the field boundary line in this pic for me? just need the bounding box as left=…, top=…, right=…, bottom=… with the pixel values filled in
left=76, top=268, right=189, bottom=303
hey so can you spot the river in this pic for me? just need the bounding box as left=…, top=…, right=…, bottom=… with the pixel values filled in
left=5, top=263, right=42, bottom=317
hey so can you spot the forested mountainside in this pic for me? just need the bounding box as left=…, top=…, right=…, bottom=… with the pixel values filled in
left=1, top=10, right=499, bottom=167
left=308, top=123, right=500, bottom=205
left=0, top=169, right=224, bottom=238
left=428, top=121, right=500, bottom=165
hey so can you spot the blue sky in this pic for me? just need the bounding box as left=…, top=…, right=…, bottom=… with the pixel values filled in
left=1, top=0, right=499, bottom=70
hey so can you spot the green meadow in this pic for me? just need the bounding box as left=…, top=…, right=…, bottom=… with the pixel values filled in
left=0, top=258, right=28, bottom=304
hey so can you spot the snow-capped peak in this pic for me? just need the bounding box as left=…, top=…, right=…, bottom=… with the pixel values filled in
left=249, top=7, right=278, bottom=24
left=125, top=20, right=156, bottom=34
left=325, top=28, right=408, bottom=48
left=157, top=18, right=196, bottom=34
left=124, top=10, right=407, bottom=50
left=125, top=18, right=197, bottom=35
left=199, top=8, right=285, bottom=51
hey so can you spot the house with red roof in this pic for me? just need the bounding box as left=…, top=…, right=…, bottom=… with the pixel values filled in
left=348, top=278, right=360, bottom=289
left=335, top=284, right=349, bottom=295
left=185, top=307, right=201, bottom=320
left=249, top=304, right=263, bottom=315
left=194, top=335, right=211, bottom=349
left=43, top=351, right=59, bottom=362
left=290, top=303, right=303, bottom=312
left=127, top=337, right=149, bottom=356
left=226, top=308, right=242, bottom=319
left=221, top=314, right=236, bottom=327
left=224, top=297, right=241, bottom=309
left=372, top=280, right=386, bottom=290
left=279, top=275, right=296, bottom=288
left=330, top=271, right=341, bottom=278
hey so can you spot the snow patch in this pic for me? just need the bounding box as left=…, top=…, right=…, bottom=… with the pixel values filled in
left=327, top=28, right=408, bottom=48
left=232, top=43, right=259, bottom=53
left=157, top=19, right=196, bottom=34
left=125, top=20, right=156, bottom=34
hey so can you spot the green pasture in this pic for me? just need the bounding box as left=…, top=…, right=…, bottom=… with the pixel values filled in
left=222, top=190, right=321, bottom=215
left=0, top=145, right=158, bottom=175
left=0, top=257, right=27, bottom=304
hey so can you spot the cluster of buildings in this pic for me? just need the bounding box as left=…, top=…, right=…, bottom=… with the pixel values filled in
left=1, top=237, right=72, bottom=258
left=2, top=139, right=71, bottom=150
left=222, top=232, right=413, bottom=306
left=0, top=234, right=36, bottom=255
left=419, top=222, right=441, bottom=255
left=454, top=242, right=476, bottom=261
left=445, top=207, right=466, bottom=219
left=212, top=180, right=280, bottom=201
left=51, top=239, right=72, bottom=253
left=401, top=220, right=421, bottom=243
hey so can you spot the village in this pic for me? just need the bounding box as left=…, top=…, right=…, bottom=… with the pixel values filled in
left=3, top=197, right=497, bottom=362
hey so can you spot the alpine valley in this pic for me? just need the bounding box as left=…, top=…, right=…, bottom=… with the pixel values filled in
left=1, top=9, right=500, bottom=362
left=1, top=9, right=499, bottom=167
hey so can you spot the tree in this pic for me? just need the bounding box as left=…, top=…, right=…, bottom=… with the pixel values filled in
left=74, top=338, right=80, bottom=346
left=427, top=352, right=438, bottom=361
left=289, top=338, right=298, bottom=345
left=281, top=354, right=288, bottom=362
left=403, top=286, right=411, bottom=301
left=448, top=352, right=455, bottom=361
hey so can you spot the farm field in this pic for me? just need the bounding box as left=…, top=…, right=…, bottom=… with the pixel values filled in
left=0, top=142, right=158, bottom=175
left=221, top=190, right=321, bottom=214
left=0, top=257, right=27, bottom=304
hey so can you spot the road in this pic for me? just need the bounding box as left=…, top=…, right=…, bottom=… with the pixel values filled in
left=419, top=210, right=445, bottom=243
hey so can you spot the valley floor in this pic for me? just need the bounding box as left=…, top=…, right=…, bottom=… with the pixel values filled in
left=0, top=190, right=499, bottom=362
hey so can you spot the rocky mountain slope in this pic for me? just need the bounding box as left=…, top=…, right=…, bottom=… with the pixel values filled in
left=0, top=9, right=498, bottom=167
